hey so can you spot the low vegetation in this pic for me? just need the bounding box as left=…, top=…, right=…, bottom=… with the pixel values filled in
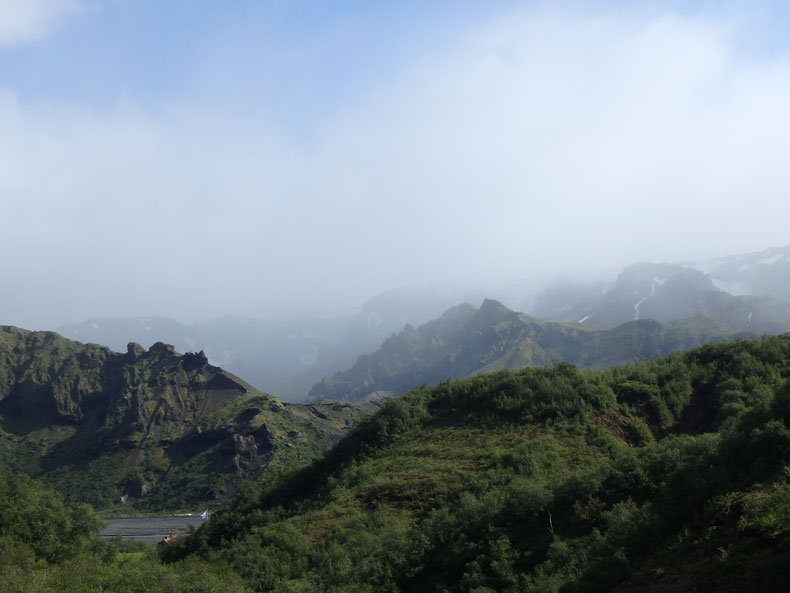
left=164, top=335, right=790, bottom=591
left=3, top=335, right=790, bottom=590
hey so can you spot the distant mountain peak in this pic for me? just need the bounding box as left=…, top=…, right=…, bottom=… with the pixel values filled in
left=147, top=341, right=176, bottom=357
left=458, top=298, right=514, bottom=335
left=126, top=342, right=145, bottom=361
left=307, top=298, right=746, bottom=403
left=472, top=298, right=513, bottom=324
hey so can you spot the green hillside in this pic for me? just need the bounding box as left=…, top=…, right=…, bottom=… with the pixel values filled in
left=163, top=334, right=790, bottom=592
left=310, top=299, right=745, bottom=402
left=1, top=335, right=789, bottom=591
left=0, top=326, right=375, bottom=512
left=0, top=467, right=256, bottom=593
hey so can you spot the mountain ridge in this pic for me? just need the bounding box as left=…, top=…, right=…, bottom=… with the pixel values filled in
left=309, top=300, right=748, bottom=402
left=0, top=326, right=375, bottom=511
left=532, top=259, right=790, bottom=332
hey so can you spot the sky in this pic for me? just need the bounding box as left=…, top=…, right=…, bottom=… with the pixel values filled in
left=2, top=0, right=790, bottom=329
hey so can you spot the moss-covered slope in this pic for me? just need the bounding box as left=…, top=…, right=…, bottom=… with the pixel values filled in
left=168, top=335, right=790, bottom=592
left=0, top=326, right=374, bottom=511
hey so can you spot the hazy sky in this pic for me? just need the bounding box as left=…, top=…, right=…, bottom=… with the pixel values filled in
left=3, top=0, right=790, bottom=329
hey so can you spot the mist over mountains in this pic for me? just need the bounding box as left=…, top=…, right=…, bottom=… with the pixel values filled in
left=532, top=246, right=790, bottom=332
left=308, top=300, right=746, bottom=402
left=57, top=245, right=790, bottom=402
left=58, top=289, right=471, bottom=400
left=5, top=3, right=790, bottom=590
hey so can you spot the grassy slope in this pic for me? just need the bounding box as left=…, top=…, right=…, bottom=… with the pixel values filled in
left=168, top=335, right=790, bottom=592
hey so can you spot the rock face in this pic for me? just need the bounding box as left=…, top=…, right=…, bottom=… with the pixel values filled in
left=126, top=341, right=145, bottom=361
left=0, top=326, right=375, bottom=511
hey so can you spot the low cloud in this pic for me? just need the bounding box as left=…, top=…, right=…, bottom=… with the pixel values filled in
left=3, top=7, right=790, bottom=328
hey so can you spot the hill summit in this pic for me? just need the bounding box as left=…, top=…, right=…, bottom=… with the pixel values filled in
left=0, top=326, right=373, bottom=510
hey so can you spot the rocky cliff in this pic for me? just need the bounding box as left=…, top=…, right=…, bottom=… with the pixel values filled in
left=0, top=326, right=374, bottom=510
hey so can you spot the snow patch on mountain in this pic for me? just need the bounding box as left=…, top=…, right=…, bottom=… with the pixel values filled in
left=633, top=277, right=666, bottom=320
left=633, top=298, right=647, bottom=320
